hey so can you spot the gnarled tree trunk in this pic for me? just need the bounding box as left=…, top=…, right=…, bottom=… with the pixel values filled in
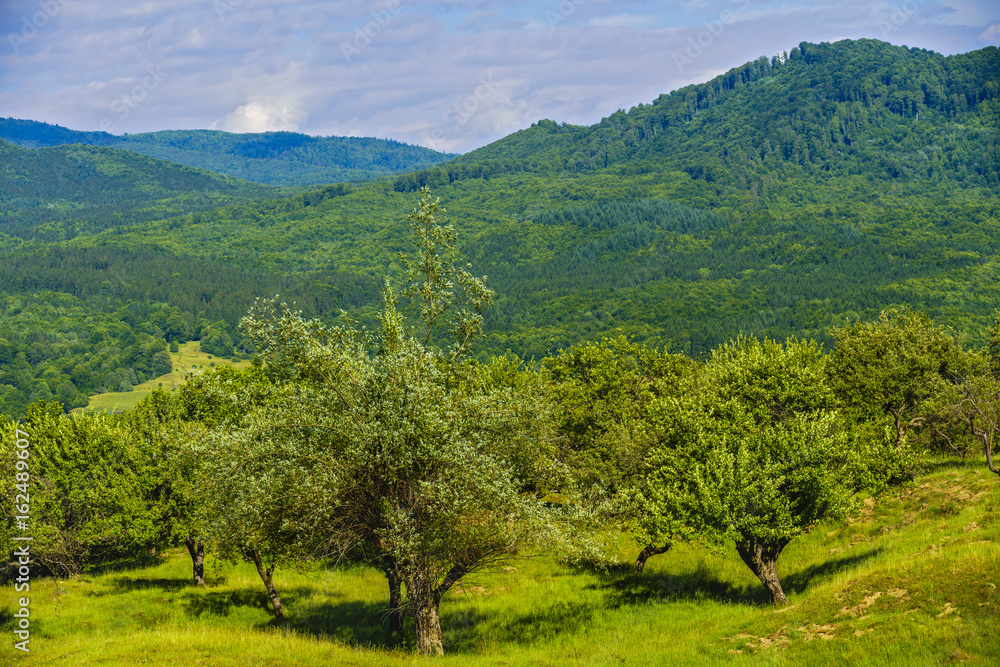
left=245, top=548, right=285, bottom=620
left=184, top=538, right=205, bottom=587
left=384, top=564, right=404, bottom=642
left=408, top=576, right=444, bottom=656
left=405, top=562, right=466, bottom=656
left=735, top=538, right=790, bottom=606
left=633, top=542, right=672, bottom=574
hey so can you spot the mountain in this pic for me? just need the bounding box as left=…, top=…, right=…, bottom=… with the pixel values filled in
left=0, top=139, right=275, bottom=241
left=455, top=39, right=999, bottom=186
left=1, top=38, right=999, bottom=419
left=0, top=120, right=456, bottom=186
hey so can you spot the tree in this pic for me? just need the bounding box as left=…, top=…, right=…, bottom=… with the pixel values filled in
left=196, top=188, right=564, bottom=654
left=3, top=401, right=167, bottom=577
left=543, top=337, right=698, bottom=572
left=829, top=309, right=969, bottom=448
left=945, top=372, right=1000, bottom=478
left=986, top=310, right=1000, bottom=380
left=640, top=336, right=866, bottom=605
left=176, top=365, right=285, bottom=601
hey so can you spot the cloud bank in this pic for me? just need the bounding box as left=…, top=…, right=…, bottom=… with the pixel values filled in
left=1, top=0, right=996, bottom=153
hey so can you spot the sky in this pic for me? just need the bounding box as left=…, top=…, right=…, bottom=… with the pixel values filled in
left=1, top=1, right=997, bottom=154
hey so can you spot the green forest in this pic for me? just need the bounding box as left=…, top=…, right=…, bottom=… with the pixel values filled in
left=1, top=40, right=998, bottom=419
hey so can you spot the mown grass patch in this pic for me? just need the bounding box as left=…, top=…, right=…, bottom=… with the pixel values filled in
left=4, top=459, right=998, bottom=665
left=75, top=342, right=249, bottom=414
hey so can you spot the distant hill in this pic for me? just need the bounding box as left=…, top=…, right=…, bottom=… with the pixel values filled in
left=0, top=120, right=456, bottom=186
left=0, top=139, right=275, bottom=240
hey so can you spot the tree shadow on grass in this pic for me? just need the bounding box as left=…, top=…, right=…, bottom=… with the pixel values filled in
left=183, top=585, right=327, bottom=620
left=597, top=561, right=763, bottom=608
left=483, top=600, right=599, bottom=648
left=82, top=551, right=165, bottom=576
left=598, top=546, right=886, bottom=609
left=782, top=546, right=884, bottom=594
left=277, top=598, right=404, bottom=650
left=107, top=576, right=191, bottom=592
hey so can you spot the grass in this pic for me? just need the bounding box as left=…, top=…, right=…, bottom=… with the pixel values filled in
left=3, top=459, right=998, bottom=665
left=74, top=342, right=250, bottom=414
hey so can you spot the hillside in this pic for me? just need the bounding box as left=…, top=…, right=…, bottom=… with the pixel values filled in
left=0, top=139, right=275, bottom=241
left=0, top=120, right=456, bottom=186
left=6, top=459, right=997, bottom=664
left=455, top=39, right=999, bottom=187
left=1, top=39, right=999, bottom=418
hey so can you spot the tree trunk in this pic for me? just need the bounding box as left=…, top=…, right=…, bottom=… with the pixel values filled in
left=408, top=575, right=444, bottom=656
left=633, top=543, right=672, bottom=574
left=385, top=566, right=404, bottom=642
left=245, top=548, right=285, bottom=620
left=184, top=538, right=205, bottom=587
left=735, top=538, right=790, bottom=606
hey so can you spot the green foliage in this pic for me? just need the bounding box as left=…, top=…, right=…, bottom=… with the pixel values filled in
left=4, top=460, right=998, bottom=665
left=1, top=401, right=168, bottom=576
left=181, top=191, right=569, bottom=654
left=459, top=40, right=1000, bottom=189
left=542, top=336, right=697, bottom=502
left=400, top=187, right=493, bottom=355
left=0, top=292, right=177, bottom=419
left=3, top=39, right=1000, bottom=425
left=633, top=336, right=896, bottom=604
left=829, top=308, right=972, bottom=447
left=0, top=139, right=274, bottom=241
left=986, top=310, right=1000, bottom=378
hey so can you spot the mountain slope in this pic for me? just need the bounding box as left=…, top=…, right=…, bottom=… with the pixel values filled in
left=0, top=139, right=276, bottom=241
left=457, top=40, right=999, bottom=188
left=0, top=120, right=456, bottom=186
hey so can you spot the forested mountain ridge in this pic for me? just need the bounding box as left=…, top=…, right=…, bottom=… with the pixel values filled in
left=449, top=39, right=999, bottom=187
left=1, top=38, right=999, bottom=419
left=0, top=120, right=456, bottom=186
left=0, top=139, right=277, bottom=241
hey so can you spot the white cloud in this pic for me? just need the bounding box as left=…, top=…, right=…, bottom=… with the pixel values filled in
left=212, top=100, right=307, bottom=133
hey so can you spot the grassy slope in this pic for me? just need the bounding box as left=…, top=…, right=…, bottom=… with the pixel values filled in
left=6, top=460, right=997, bottom=665
left=73, top=342, right=249, bottom=414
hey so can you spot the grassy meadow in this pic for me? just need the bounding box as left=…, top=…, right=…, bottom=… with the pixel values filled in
left=3, top=459, right=997, bottom=665
left=73, top=342, right=250, bottom=414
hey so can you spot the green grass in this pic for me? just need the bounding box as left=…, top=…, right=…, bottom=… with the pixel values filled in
left=74, top=342, right=250, bottom=414
left=4, top=460, right=998, bottom=665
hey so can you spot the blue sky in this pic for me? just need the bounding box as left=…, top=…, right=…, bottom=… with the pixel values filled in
left=1, top=0, right=997, bottom=153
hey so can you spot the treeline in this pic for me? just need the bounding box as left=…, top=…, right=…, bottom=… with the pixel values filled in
left=0, top=245, right=383, bottom=419
left=0, top=293, right=173, bottom=416
left=2, top=175, right=997, bottom=418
